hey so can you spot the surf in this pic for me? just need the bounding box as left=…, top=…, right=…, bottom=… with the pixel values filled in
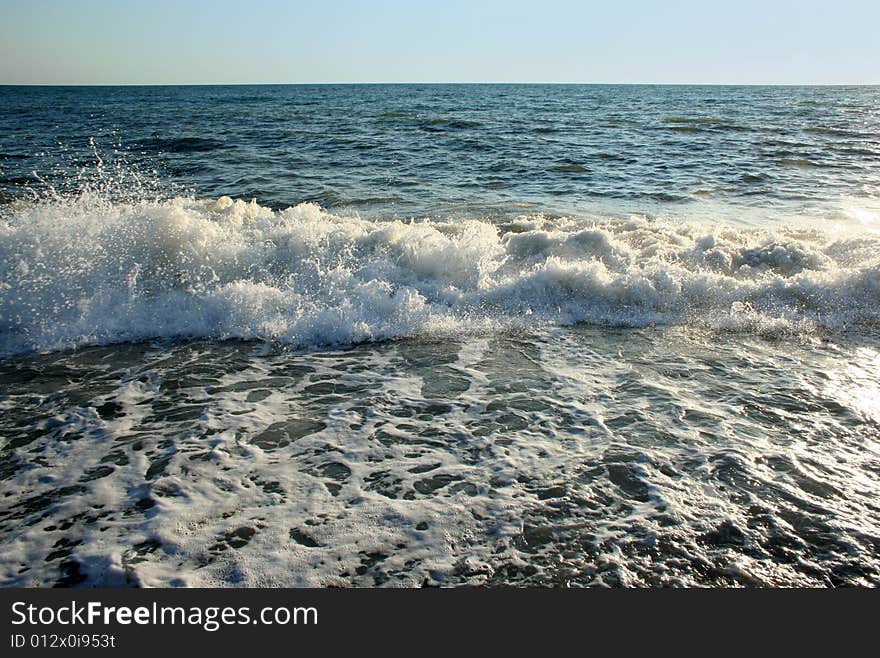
left=2, top=193, right=880, bottom=356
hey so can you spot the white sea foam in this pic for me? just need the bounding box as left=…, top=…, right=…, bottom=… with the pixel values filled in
left=2, top=195, right=879, bottom=355
left=3, top=327, right=878, bottom=587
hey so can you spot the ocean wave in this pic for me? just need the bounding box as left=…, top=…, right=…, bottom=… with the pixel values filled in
left=132, top=136, right=228, bottom=154
left=2, top=195, right=879, bottom=355
left=660, top=116, right=749, bottom=133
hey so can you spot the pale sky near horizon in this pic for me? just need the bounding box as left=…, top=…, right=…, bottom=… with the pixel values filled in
left=1, top=0, right=878, bottom=85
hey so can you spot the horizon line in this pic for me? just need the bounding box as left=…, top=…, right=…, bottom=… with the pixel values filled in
left=2, top=81, right=879, bottom=88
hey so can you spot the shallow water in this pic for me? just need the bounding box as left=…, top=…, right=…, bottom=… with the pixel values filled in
left=1, top=85, right=879, bottom=586
left=1, top=329, right=878, bottom=586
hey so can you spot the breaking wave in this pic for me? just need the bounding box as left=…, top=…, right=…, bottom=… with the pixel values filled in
left=2, top=194, right=880, bottom=355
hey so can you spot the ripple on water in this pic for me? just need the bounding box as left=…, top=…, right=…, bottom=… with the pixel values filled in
left=0, top=327, right=878, bottom=586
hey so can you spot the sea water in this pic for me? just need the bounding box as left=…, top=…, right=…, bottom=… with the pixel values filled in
left=1, top=84, right=878, bottom=586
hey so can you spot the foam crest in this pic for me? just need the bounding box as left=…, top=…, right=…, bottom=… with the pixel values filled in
left=2, top=195, right=879, bottom=355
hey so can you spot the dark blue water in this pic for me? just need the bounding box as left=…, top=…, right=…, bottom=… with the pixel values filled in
left=1, top=85, right=879, bottom=588
left=2, top=84, right=878, bottom=218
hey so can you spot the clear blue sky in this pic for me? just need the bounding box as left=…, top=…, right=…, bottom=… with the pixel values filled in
left=1, top=0, right=878, bottom=85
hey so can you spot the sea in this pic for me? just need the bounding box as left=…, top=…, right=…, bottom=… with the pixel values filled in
left=1, top=84, right=879, bottom=586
